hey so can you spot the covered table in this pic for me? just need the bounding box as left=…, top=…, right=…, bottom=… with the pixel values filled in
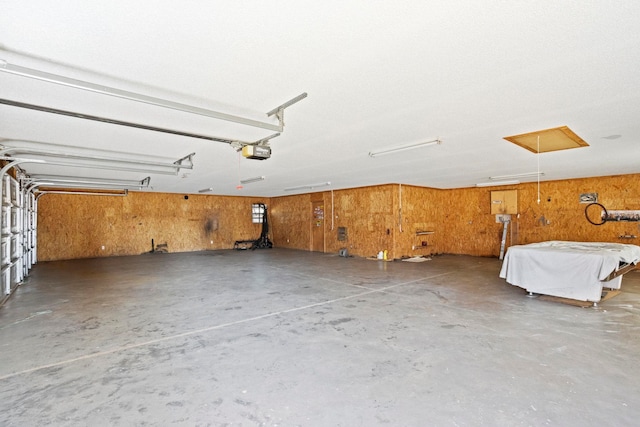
left=499, top=241, right=640, bottom=302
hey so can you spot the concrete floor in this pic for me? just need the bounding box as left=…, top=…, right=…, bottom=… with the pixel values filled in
left=0, top=249, right=639, bottom=426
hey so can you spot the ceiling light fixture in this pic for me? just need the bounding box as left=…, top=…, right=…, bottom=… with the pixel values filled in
left=490, top=172, right=544, bottom=180
left=476, top=180, right=520, bottom=187
left=369, top=139, right=441, bottom=157
left=198, top=187, right=214, bottom=193
left=284, top=181, right=331, bottom=192
left=240, top=176, right=265, bottom=184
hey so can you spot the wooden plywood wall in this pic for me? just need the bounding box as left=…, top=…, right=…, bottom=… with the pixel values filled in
left=37, top=192, right=270, bottom=261
left=393, top=184, right=513, bottom=257
left=512, top=174, right=640, bottom=245
left=37, top=173, right=640, bottom=261
left=393, top=185, right=443, bottom=258
left=325, top=185, right=396, bottom=258
left=427, top=174, right=640, bottom=256
left=269, top=193, right=311, bottom=250
left=270, top=174, right=640, bottom=259
left=270, top=185, right=397, bottom=258
left=441, top=185, right=519, bottom=256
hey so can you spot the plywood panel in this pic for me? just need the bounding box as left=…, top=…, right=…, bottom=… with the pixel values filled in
left=514, top=174, right=640, bottom=245
left=270, top=175, right=640, bottom=260
left=324, top=185, right=396, bottom=258
left=393, top=185, right=442, bottom=258
left=271, top=185, right=397, bottom=258
left=38, top=173, right=640, bottom=261
left=440, top=174, right=640, bottom=257
left=269, top=193, right=311, bottom=250
left=37, top=192, right=269, bottom=261
left=490, top=190, right=518, bottom=214
left=437, top=186, right=509, bottom=256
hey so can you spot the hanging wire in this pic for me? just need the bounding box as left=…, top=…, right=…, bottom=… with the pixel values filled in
left=331, top=189, right=334, bottom=231
left=236, top=152, right=243, bottom=190
left=537, top=135, right=541, bottom=204
left=398, top=184, right=403, bottom=233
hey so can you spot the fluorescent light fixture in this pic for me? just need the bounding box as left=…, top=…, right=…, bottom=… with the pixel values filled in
left=240, top=176, right=265, bottom=184
left=369, top=138, right=441, bottom=157
left=476, top=180, right=520, bottom=187
left=198, top=187, right=214, bottom=193
left=490, top=172, right=544, bottom=180
left=284, top=181, right=331, bottom=192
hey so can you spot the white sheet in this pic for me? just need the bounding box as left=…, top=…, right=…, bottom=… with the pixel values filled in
left=499, top=241, right=640, bottom=302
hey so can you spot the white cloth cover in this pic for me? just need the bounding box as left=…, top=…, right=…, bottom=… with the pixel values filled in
left=499, top=241, right=640, bottom=302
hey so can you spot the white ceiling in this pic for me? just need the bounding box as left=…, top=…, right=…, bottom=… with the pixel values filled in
left=1, top=1, right=639, bottom=196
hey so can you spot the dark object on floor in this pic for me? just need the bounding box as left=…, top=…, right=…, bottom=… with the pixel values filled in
left=234, top=203, right=273, bottom=250
left=148, top=239, right=168, bottom=253
left=154, top=243, right=169, bottom=253
left=251, top=203, right=273, bottom=250
left=233, top=240, right=254, bottom=250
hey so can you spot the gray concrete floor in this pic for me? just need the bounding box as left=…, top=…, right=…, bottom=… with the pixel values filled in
left=1, top=249, right=639, bottom=426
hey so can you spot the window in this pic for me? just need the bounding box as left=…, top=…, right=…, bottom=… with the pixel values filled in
left=252, top=203, right=265, bottom=223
